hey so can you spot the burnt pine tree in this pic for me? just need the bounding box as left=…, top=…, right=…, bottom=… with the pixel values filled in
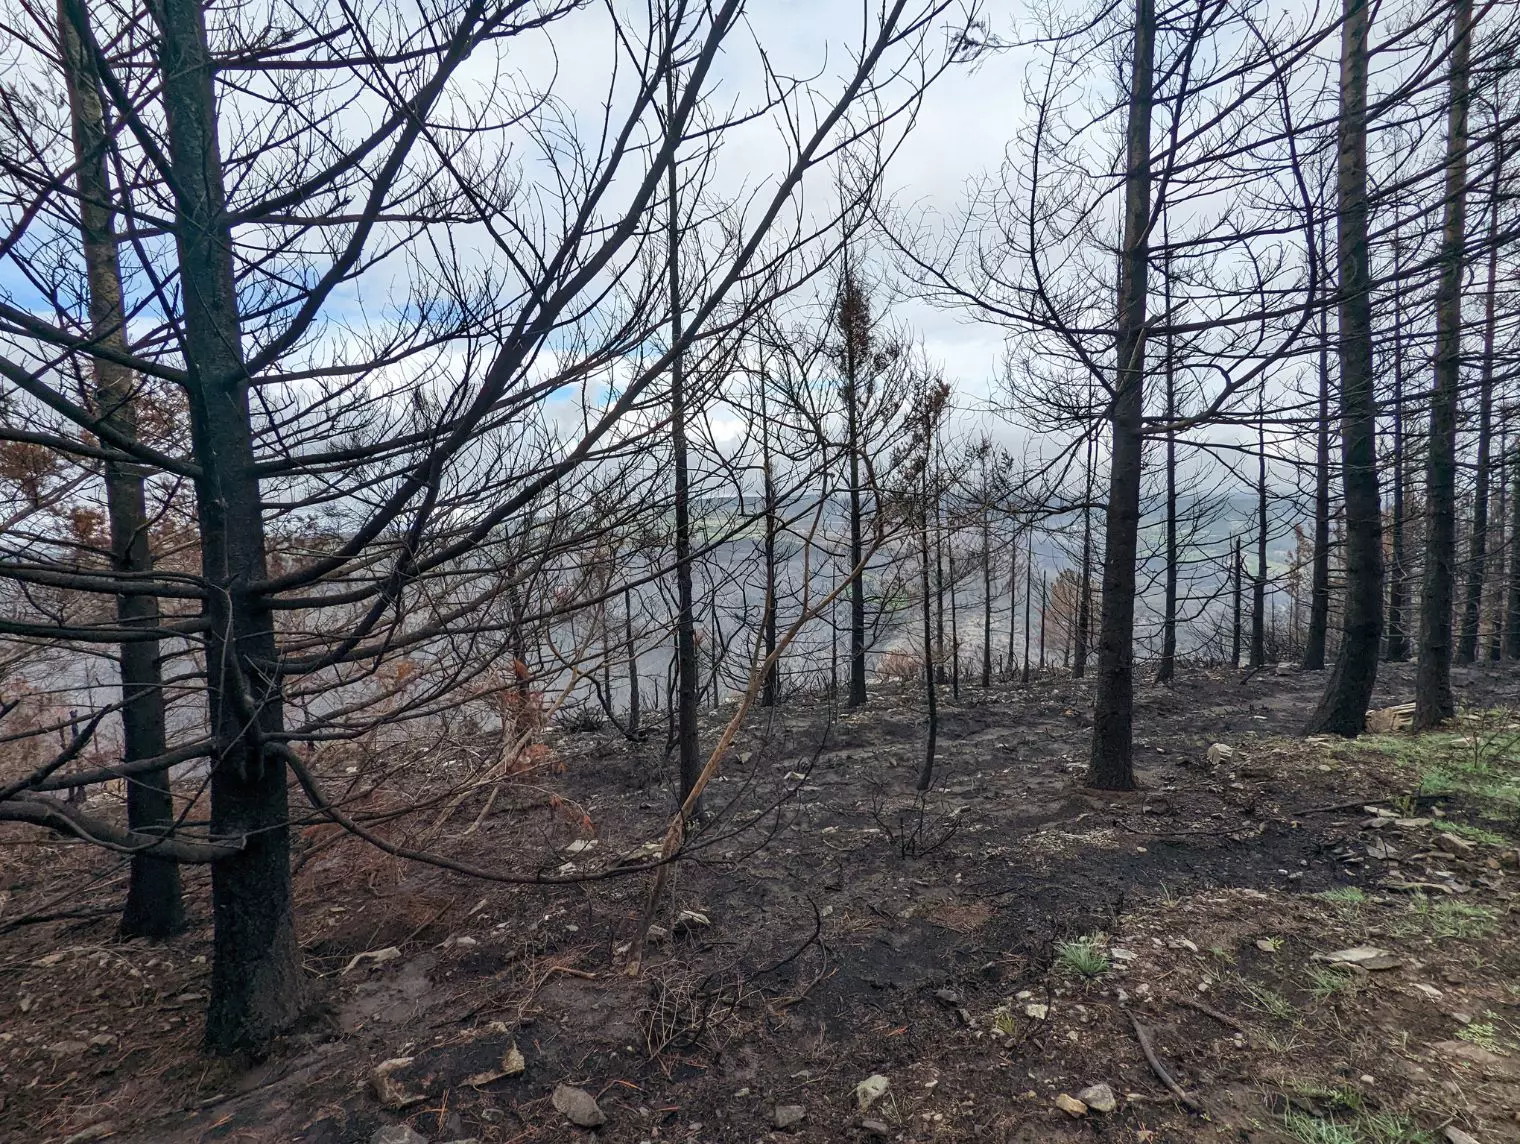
left=666, top=55, right=702, bottom=806
left=1089, top=0, right=1154, bottom=791
left=1307, top=0, right=1385, bottom=736
left=1415, top=0, right=1473, bottom=730
left=1457, top=109, right=1503, bottom=664
left=60, top=2, right=184, bottom=938
left=1303, top=220, right=1333, bottom=671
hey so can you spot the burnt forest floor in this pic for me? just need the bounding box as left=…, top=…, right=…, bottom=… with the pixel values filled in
left=4, top=660, right=1520, bottom=1144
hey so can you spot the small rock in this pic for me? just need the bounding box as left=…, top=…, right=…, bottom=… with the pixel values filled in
left=1413, top=983, right=1444, bottom=1000
left=773, top=1105, right=806, bottom=1130
left=855, top=1074, right=890, bottom=1110
left=1274, top=662, right=1297, bottom=676
left=1443, top=1128, right=1482, bottom=1144
left=933, top=987, right=961, bottom=1006
left=345, top=946, right=403, bottom=974
left=1318, top=946, right=1401, bottom=970
left=860, top=1119, right=890, bottom=1137
left=372, top=1058, right=426, bottom=1110
left=370, top=1128, right=428, bottom=1144
left=1206, top=743, right=1236, bottom=766
left=1053, top=1093, right=1088, bottom=1117
left=1436, top=833, right=1475, bottom=855
left=464, top=1042, right=526, bottom=1086
left=673, top=909, right=711, bottom=933
left=1022, top=1002, right=1049, bottom=1020
left=552, top=1084, right=606, bottom=1128
left=1076, top=1083, right=1117, bottom=1113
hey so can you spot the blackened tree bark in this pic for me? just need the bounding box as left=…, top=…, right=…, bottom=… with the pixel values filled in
left=666, top=62, right=702, bottom=807
left=1251, top=399, right=1268, bottom=667
left=625, top=589, right=641, bottom=736
left=837, top=267, right=870, bottom=708
left=1088, top=0, right=1153, bottom=791
left=1021, top=524, right=1033, bottom=684
left=1385, top=221, right=1409, bottom=661
left=1232, top=536, right=1243, bottom=668
left=1414, top=0, right=1472, bottom=730
left=1307, top=0, right=1384, bottom=736
left=146, top=0, right=305, bottom=1052
left=980, top=492, right=993, bottom=687
left=1303, top=243, right=1333, bottom=670
left=915, top=475, right=938, bottom=791
left=1074, top=429, right=1094, bottom=677
left=760, top=373, right=779, bottom=707
left=1508, top=440, right=1520, bottom=659
left=1458, top=116, right=1502, bottom=664
left=1157, top=241, right=1178, bottom=684
left=59, top=2, right=185, bottom=939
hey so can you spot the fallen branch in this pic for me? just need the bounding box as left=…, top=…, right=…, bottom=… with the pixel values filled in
left=1124, top=1008, right=1204, bottom=1114
left=1165, top=993, right=1246, bottom=1033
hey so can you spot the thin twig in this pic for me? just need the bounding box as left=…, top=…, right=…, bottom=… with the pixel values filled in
left=1124, top=1008, right=1204, bottom=1114
left=1165, top=992, right=1246, bottom=1033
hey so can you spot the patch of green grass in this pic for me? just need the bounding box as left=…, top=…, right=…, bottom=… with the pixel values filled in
left=1208, top=944, right=1237, bottom=964
left=1411, top=897, right=1499, bottom=940
left=1307, top=965, right=1361, bottom=1001
left=1054, top=935, right=1110, bottom=977
left=1282, top=1110, right=1357, bottom=1144
left=1456, top=1020, right=1502, bottom=1051
left=1314, top=886, right=1370, bottom=905
left=990, top=1007, right=1016, bottom=1038
left=1432, top=820, right=1506, bottom=846
left=1257, top=934, right=1285, bottom=952
left=1238, top=976, right=1297, bottom=1021
left=1358, top=1112, right=1434, bottom=1144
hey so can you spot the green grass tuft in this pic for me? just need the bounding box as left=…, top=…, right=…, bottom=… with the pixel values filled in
left=1054, top=935, right=1110, bottom=977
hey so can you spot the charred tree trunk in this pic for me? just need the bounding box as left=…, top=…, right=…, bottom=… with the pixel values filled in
left=625, top=588, right=641, bottom=737
left=1232, top=537, right=1243, bottom=669
left=1414, top=0, right=1471, bottom=729
left=760, top=378, right=779, bottom=707
left=1074, top=434, right=1094, bottom=677
left=1022, top=526, right=1034, bottom=685
left=666, top=66, right=702, bottom=806
left=1507, top=439, right=1520, bottom=659
left=1458, top=119, right=1502, bottom=664
left=146, top=0, right=305, bottom=1052
left=916, top=483, right=938, bottom=791
left=1158, top=239, right=1178, bottom=684
left=1088, top=0, right=1153, bottom=790
left=981, top=505, right=993, bottom=688
left=1385, top=229, right=1409, bottom=661
left=1308, top=0, right=1384, bottom=736
left=1304, top=249, right=1333, bottom=671
left=1251, top=401, right=1268, bottom=667
left=60, top=1, right=184, bottom=939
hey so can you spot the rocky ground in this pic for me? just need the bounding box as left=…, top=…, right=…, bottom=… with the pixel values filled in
left=3, top=660, right=1519, bottom=1144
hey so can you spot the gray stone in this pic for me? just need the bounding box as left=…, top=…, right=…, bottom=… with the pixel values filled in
left=1443, top=1129, right=1481, bottom=1144
left=1076, top=1083, right=1117, bottom=1113
left=552, top=1083, right=606, bottom=1128
left=371, top=1127, right=428, bottom=1144
left=860, top=1119, right=890, bottom=1136
left=773, top=1104, right=806, bottom=1130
